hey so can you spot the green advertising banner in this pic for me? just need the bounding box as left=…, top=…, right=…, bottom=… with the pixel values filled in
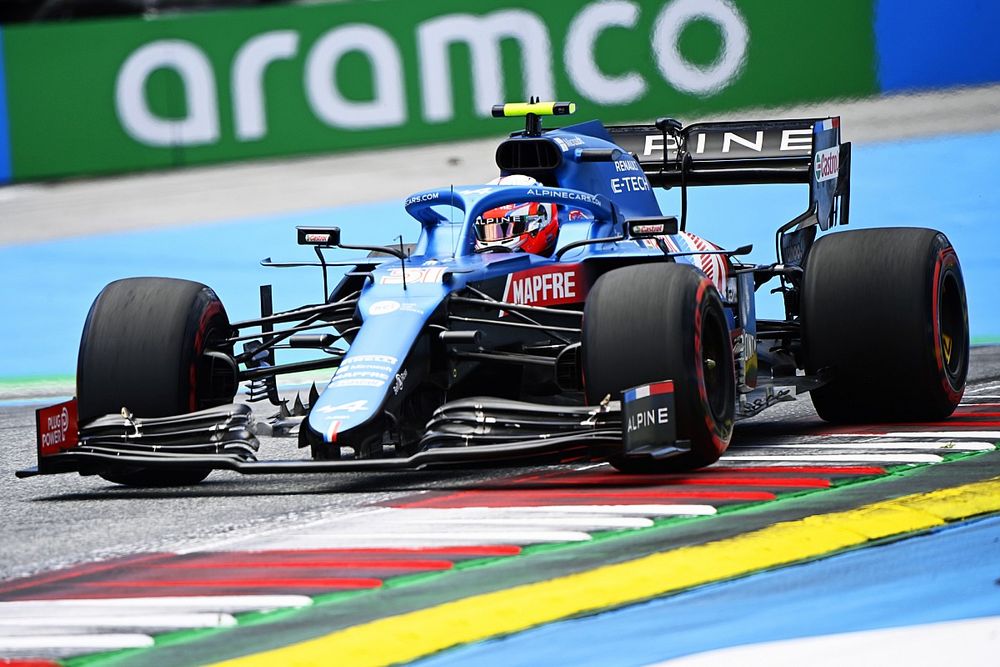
left=2, top=0, right=877, bottom=181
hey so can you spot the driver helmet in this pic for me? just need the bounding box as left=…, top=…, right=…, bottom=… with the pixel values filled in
left=474, top=175, right=559, bottom=256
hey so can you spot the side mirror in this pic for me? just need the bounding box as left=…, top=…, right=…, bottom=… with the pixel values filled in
left=296, top=226, right=341, bottom=247
left=627, top=216, right=679, bottom=238
left=655, top=117, right=683, bottom=135
left=577, top=148, right=623, bottom=162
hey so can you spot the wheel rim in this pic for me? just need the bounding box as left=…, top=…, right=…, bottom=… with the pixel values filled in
left=938, top=269, right=966, bottom=382
left=195, top=320, right=237, bottom=410
left=700, top=306, right=732, bottom=421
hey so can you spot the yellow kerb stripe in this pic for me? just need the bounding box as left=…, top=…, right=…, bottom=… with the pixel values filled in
left=212, top=476, right=1000, bottom=667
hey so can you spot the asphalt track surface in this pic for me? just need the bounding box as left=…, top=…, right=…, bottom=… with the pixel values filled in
left=2, top=347, right=997, bottom=585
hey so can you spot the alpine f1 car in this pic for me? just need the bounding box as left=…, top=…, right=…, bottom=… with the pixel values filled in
left=19, top=101, right=969, bottom=486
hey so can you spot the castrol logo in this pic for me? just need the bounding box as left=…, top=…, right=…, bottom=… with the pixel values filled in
left=814, top=146, right=839, bottom=183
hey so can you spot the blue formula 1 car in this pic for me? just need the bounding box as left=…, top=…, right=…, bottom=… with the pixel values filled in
left=19, top=101, right=970, bottom=487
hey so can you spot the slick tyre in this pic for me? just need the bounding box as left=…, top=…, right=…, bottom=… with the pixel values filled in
left=583, top=263, right=736, bottom=472
left=802, top=228, right=968, bottom=423
left=77, top=278, right=237, bottom=487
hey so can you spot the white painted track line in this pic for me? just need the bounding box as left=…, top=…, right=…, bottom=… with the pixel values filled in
left=574, top=462, right=611, bottom=471
left=496, top=504, right=718, bottom=516
left=243, top=530, right=593, bottom=549
left=966, top=382, right=1000, bottom=394
left=0, top=595, right=312, bottom=613
left=367, top=516, right=654, bottom=529
left=391, top=505, right=718, bottom=517
left=878, top=431, right=1000, bottom=440
left=0, top=633, right=154, bottom=654
left=824, top=432, right=1000, bottom=440
left=0, top=612, right=236, bottom=630
left=283, top=530, right=597, bottom=542
left=720, top=453, right=943, bottom=463
left=174, top=507, right=396, bottom=554
left=754, top=441, right=995, bottom=451
left=201, top=507, right=702, bottom=553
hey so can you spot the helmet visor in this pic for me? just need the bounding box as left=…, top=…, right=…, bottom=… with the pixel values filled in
left=475, top=215, right=532, bottom=242
left=474, top=205, right=547, bottom=243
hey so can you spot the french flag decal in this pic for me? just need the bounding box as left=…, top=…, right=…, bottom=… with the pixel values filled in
left=815, top=117, right=840, bottom=133
left=326, top=419, right=341, bottom=443
left=624, top=380, right=674, bottom=403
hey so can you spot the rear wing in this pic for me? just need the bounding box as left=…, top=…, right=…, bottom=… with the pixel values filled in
left=607, top=118, right=851, bottom=233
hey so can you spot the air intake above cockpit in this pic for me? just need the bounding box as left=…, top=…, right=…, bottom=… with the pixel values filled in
left=495, top=139, right=562, bottom=176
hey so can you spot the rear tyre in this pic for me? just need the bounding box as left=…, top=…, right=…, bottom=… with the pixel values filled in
left=802, top=228, right=968, bottom=422
left=77, top=277, right=237, bottom=486
left=583, top=263, right=736, bottom=472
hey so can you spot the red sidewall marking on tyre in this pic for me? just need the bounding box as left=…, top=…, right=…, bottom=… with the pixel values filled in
left=190, top=299, right=224, bottom=412
left=693, top=278, right=729, bottom=456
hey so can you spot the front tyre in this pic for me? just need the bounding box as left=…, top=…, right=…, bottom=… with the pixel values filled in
left=802, top=228, right=969, bottom=422
left=77, top=277, right=237, bottom=486
left=583, top=263, right=736, bottom=472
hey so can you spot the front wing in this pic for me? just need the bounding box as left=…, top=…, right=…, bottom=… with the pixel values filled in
left=17, top=390, right=691, bottom=479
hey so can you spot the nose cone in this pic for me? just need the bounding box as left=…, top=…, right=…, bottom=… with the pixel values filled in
left=304, top=288, right=445, bottom=457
